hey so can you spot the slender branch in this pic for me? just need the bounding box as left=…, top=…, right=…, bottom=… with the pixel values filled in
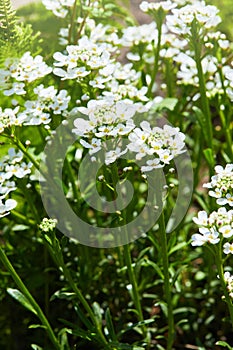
left=215, top=245, right=233, bottom=327
left=158, top=212, right=175, bottom=350
left=0, top=246, right=60, bottom=350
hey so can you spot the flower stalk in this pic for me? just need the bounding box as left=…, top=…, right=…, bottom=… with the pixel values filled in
left=158, top=212, right=175, bottom=350
left=190, top=20, right=213, bottom=151
left=215, top=245, right=233, bottom=328
left=0, top=245, right=60, bottom=350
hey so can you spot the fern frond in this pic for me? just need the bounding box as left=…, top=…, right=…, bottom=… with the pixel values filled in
left=0, top=0, right=42, bottom=66
left=0, top=0, right=17, bottom=42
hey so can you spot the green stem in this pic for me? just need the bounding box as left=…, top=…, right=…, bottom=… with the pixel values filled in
left=215, top=245, right=233, bottom=327
left=123, top=244, right=146, bottom=336
left=61, top=262, right=108, bottom=346
left=110, top=164, right=146, bottom=337
left=148, top=20, right=162, bottom=97
left=219, top=108, right=233, bottom=159
left=11, top=210, right=35, bottom=225
left=68, top=0, right=78, bottom=44
left=217, top=68, right=233, bottom=159
left=191, top=24, right=213, bottom=150
left=0, top=246, right=60, bottom=350
left=158, top=212, right=175, bottom=350
left=64, top=157, right=79, bottom=200
left=165, top=58, right=174, bottom=98
left=44, top=233, right=109, bottom=347
left=13, top=137, right=43, bottom=173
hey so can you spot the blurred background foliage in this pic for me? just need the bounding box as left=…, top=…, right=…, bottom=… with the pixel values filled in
left=0, top=0, right=233, bottom=349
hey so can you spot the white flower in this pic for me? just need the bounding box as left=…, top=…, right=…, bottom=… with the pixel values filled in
left=157, top=150, right=172, bottom=164
left=128, top=123, right=186, bottom=171
left=223, top=242, right=233, bottom=255
left=42, top=0, right=75, bottom=17
left=5, top=163, right=32, bottom=179
left=109, top=121, right=135, bottom=136
left=0, top=181, right=16, bottom=199
left=53, top=67, right=90, bottom=80
left=9, top=52, right=52, bottom=83
left=39, top=217, right=58, bottom=232
left=193, top=210, right=208, bottom=226
left=72, top=118, right=94, bottom=136
left=191, top=228, right=220, bottom=246
left=167, top=3, right=221, bottom=36
left=141, top=158, right=162, bottom=172
left=140, top=1, right=176, bottom=13
left=203, top=163, right=233, bottom=207
left=219, top=225, right=233, bottom=238
left=7, top=148, right=23, bottom=164
left=224, top=271, right=233, bottom=283
left=0, top=198, right=17, bottom=218
left=80, top=138, right=102, bottom=155
left=4, top=82, right=26, bottom=96
left=191, top=233, right=208, bottom=246
left=0, top=106, right=26, bottom=133
left=105, top=147, right=127, bottom=165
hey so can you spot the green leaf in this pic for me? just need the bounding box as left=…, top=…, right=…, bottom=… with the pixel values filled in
left=110, top=342, right=145, bottom=350
left=50, top=290, right=76, bottom=301
left=58, top=328, right=71, bottom=350
left=118, top=318, right=155, bottom=337
left=92, top=302, right=103, bottom=328
left=7, top=288, right=36, bottom=314
left=65, top=327, right=93, bottom=341
left=105, top=308, right=117, bottom=342
left=192, top=106, right=212, bottom=146
left=216, top=341, right=233, bottom=349
left=74, top=305, right=94, bottom=330
left=153, top=98, right=178, bottom=111
left=29, top=324, right=46, bottom=329
left=31, top=345, right=43, bottom=350
left=141, top=258, right=164, bottom=279
left=203, top=148, right=215, bottom=168
left=168, top=241, right=188, bottom=255
left=12, top=224, right=30, bottom=231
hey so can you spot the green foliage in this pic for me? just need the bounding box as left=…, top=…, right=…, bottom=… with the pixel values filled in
left=209, top=0, right=233, bottom=40
left=0, top=0, right=17, bottom=42
left=16, top=2, right=61, bottom=58
left=0, top=0, right=41, bottom=65
left=1, top=0, right=233, bottom=349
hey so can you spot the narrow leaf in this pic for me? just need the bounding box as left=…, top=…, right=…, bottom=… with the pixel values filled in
left=216, top=341, right=233, bottom=349
left=7, top=288, right=36, bottom=314
left=105, top=308, right=117, bottom=342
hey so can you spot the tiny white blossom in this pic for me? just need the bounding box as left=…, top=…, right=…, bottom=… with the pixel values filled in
left=0, top=198, right=17, bottom=218
left=223, top=242, right=233, bottom=255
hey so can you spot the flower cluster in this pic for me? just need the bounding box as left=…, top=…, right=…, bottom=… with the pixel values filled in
left=39, top=218, right=58, bottom=232
left=203, top=164, right=233, bottom=207
left=0, top=52, right=52, bottom=95
left=140, top=1, right=177, bottom=13
left=166, top=2, right=221, bottom=36
left=53, top=36, right=112, bottom=80
left=72, top=98, right=138, bottom=159
left=192, top=208, right=233, bottom=247
left=192, top=164, right=233, bottom=252
left=53, top=33, right=148, bottom=101
left=224, top=272, right=233, bottom=298
left=0, top=148, right=32, bottom=217
left=128, top=122, right=185, bottom=172
left=0, top=107, right=25, bottom=134
left=18, top=85, right=70, bottom=126
left=42, top=0, right=75, bottom=18
left=73, top=97, right=138, bottom=138
left=72, top=97, right=186, bottom=171
left=120, top=22, right=158, bottom=47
